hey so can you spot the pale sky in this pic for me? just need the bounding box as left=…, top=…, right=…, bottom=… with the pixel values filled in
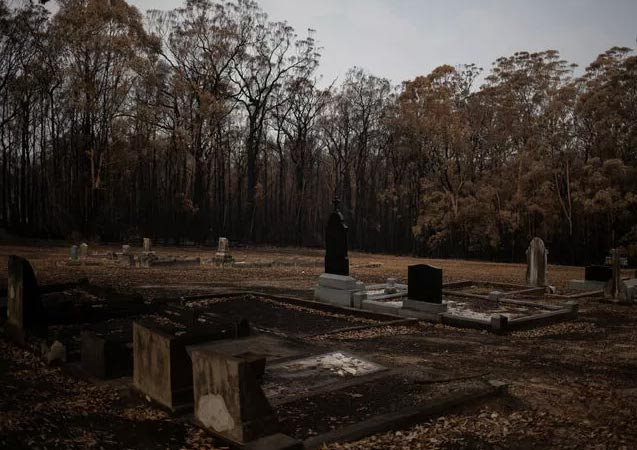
left=131, top=0, right=637, bottom=85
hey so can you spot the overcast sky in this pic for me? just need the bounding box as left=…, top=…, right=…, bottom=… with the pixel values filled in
left=130, top=0, right=636, bottom=86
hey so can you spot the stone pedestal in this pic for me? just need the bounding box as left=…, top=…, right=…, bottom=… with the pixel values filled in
left=314, top=274, right=364, bottom=307
left=192, top=348, right=278, bottom=444
left=402, top=298, right=448, bottom=314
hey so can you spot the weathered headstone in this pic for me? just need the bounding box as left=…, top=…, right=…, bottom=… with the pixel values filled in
left=133, top=314, right=250, bottom=411
left=143, top=238, right=152, bottom=253
left=79, top=243, right=88, bottom=258
left=122, top=245, right=131, bottom=255
left=525, top=237, right=548, bottom=287
left=606, top=249, right=621, bottom=300
left=6, top=256, right=46, bottom=344
left=213, top=237, right=234, bottom=266
left=69, top=245, right=79, bottom=260
left=325, top=198, right=349, bottom=276
left=192, top=348, right=279, bottom=443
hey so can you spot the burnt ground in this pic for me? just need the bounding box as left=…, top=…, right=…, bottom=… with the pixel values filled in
left=0, top=243, right=636, bottom=450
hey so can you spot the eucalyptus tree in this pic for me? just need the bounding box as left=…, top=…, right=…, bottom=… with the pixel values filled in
left=227, top=0, right=320, bottom=240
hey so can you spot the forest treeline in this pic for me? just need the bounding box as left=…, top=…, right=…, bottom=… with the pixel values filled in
left=1, top=0, right=636, bottom=264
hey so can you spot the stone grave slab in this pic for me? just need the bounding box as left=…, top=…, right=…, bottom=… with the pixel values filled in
left=262, top=351, right=386, bottom=403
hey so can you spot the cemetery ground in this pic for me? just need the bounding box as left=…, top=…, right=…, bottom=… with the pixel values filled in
left=1, top=243, right=636, bottom=450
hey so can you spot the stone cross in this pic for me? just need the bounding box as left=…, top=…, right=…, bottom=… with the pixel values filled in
left=325, top=197, right=349, bottom=276
left=69, top=245, right=79, bottom=260
left=143, top=238, right=152, bottom=252
left=408, top=264, right=443, bottom=304
left=525, top=237, right=548, bottom=287
left=79, top=243, right=88, bottom=258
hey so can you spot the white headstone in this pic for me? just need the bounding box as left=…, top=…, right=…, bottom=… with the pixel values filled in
left=525, top=237, right=548, bottom=287
left=217, top=238, right=229, bottom=254
left=79, top=243, right=88, bottom=258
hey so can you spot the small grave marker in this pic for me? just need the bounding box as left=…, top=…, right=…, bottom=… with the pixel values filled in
left=213, top=237, right=234, bottom=266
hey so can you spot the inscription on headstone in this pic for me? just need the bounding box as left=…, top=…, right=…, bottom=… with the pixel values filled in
left=407, top=264, right=443, bottom=304
left=525, top=237, right=548, bottom=287
left=325, top=198, right=349, bottom=276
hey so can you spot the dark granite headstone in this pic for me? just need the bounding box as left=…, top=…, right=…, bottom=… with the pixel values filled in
left=585, top=265, right=613, bottom=282
left=408, top=264, right=443, bottom=304
left=6, top=256, right=46, bottom=344
left=325, top=198, right=349, bottom=276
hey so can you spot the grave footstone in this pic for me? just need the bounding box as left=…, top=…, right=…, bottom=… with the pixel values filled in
left=525, top=237, right=548, bottom=287
left=402, top=264, right=447, bottom=314
left=6, top=256, right=46, bottom=345
left=325, top=198, right=349, bottom=276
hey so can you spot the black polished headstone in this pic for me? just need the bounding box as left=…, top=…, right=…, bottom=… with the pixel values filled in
left=325, top=198, right=349, bottom=276
left=585, top=265, right=612, bottom=282
left=408, top=264, right=443, bottom=304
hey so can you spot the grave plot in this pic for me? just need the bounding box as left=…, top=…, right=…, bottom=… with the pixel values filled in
left=184, top=294, right=385, bottom=337
left=189, top=331, right=504, bottom=448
